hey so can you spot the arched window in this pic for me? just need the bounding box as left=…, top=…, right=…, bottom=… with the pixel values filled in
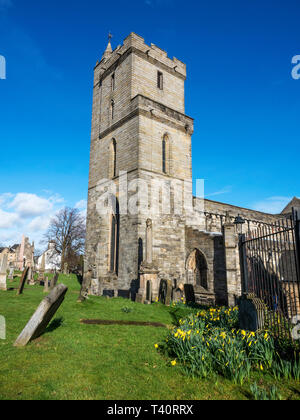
left=110, top=138, right=117, bottom=178
left=162, top=134, right=169, bottom=174
left=109, top=197, right=119, bottom=274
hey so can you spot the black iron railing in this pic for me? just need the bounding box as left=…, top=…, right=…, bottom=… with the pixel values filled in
left=239, top=208, right=300, bottom=338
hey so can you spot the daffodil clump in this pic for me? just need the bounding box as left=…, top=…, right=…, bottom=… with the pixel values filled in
left=163, top=307, right=300, bottom=385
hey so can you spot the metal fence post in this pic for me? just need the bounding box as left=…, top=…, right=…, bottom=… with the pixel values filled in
left=239, top=234, right=248, bottom=294
left=293, top=208, right=300, bottom=284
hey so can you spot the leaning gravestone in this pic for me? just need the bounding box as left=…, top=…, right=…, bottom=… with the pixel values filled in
left=0, top=255, right=8, bottom=291
left=14, top=284, right=68, bottom=347
left=50, top=273, right=59, bottom=290
left=17, top=267, right=29, bottom=295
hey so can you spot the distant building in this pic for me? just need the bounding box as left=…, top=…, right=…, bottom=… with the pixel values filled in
left=0, top=236, right=34, bottom=269
left=37, top=241, right=61, bottom=271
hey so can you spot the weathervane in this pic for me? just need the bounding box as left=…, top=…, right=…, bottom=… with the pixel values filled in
left=108, top=31, right=113, bottom=42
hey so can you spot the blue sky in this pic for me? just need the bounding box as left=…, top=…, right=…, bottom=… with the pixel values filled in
left=0, top=0, right=299, bottom=247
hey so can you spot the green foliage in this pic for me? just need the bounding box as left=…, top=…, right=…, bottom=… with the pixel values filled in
left=0, top=279, right=299, bottom=400
left=121, top=306, right=133, bottom=313
left=163, top=306, right=300, bottom=386
left=250, top=382, right=283, bottom=401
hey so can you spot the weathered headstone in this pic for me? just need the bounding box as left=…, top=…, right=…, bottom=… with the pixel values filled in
left=63, top=263, right=69, bottom=275
left=43, top=276, right=49, bottom=293
left=38, top=254, right=45, bottom=284
left=0, top=254, right=8, bottom=291
left=184, top=284, right=195, bottom=304
left=77, top=270, right=92, bottom=302
left=17, top=267, right=29, bottom=295
left=27, top=266, right=35, bottom=285
left=8, top=267, right=14, bottom=281
left=238, top=293, right=266, bottom=332
left=50, top=273, right=59, bottom=290
left=173, top=283, right=185, bottom=303
left=14, top=284, right=68, bottom=347
left=165, top=279, right=173, bottom=306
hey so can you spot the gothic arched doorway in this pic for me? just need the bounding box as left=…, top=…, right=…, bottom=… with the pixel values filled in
left=186, top=249, right=208, bottom=290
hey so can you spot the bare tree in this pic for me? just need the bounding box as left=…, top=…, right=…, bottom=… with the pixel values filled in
left=44, top=207, right=86, bottom=272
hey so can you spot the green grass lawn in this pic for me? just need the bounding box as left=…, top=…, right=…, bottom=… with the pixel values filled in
left=0, top=274, right=299, bottom=400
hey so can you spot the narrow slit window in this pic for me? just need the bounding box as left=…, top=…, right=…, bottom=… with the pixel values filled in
left=111, top=73, right=115, bottom=91
left=157, top=71, right=163, bottom=90
left=162, top=137, right=166, bottom=173
left=111, top=100, right=115, bottom=120
left=112, top=139, right=117, bottom=178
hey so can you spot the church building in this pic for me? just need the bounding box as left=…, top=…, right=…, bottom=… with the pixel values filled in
left=85, top=33, right=296, bottom=306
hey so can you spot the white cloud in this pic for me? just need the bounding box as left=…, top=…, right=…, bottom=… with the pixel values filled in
left=252, top=196, right=292, bottom=214
left=0, top=192, right=13, bottom=206
left=75, top=199, right=87, bottom=220
left=8, top=193, right=53, bottom=218
left=75, top=199, right=87, bottom=210
left=0, top=191, right=66, bottom=247
left=0, top=209, right=19, bottom=229
left=28, top=215, right=52, bottom=232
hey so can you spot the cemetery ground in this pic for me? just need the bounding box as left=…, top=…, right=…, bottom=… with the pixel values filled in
left=0, top=274, right=299, bottom=400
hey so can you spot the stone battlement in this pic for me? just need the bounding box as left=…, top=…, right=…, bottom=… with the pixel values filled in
left=95, top=32, right=186, bottom=80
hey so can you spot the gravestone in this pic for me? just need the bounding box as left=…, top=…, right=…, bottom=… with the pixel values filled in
left=8, top=267, right=14, bottom=282
left=184, top=284, right=195, bottom=304
left=0, top=255, right=8, bottom=291
left=50, top=273, right=59, bottom=290
left=238, top=293, right=266, bottom=332
left=43, top=276, right=49, bottom=293
left=103, top=290, right=114, bottom=298
left=14, top=284, right=68, bottom=347
left=63, top=263, right=69, bottom=275
left=27, top=266, right=35, bottom=285
left=173, top=283, right=185, bottom=303
left=38, top=253, right=45, bottom=283
left=165, top=279, right=173, bottom=306
left=159, top=280, right=167, bottom=304
left=118, top=290, right=130, bottom=299
left=143, top=280, right=152, bottom=304
left=77, top=270, right=92, bottom=302
left=17, top=267, right=29, bottom=295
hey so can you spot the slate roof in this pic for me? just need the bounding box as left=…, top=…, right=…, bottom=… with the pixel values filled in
left=281, top=197, right=300, bottom=215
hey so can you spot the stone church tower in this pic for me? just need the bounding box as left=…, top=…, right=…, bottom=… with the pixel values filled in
left=85, top=32, right=284, bottom=305
left=86, top=33, right=195, bottom=299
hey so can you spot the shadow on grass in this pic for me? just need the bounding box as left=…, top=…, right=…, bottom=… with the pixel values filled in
left=45, top=317, right=64, bottom=333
